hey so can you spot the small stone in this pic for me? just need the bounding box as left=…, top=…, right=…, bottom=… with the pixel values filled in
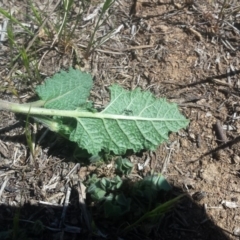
left=189, top=132, right=195, bottom=140
left=180, top=138, right=188, bottom=148
left=205, top=111, right=212, bottom=117
left=192, top=191, right=207, bottom=201
left=234, top=215, right=240, bottom=221
left=219, top=210, right=227, bottom=219
left=233, top=227, right=240, bottom=236
left=213, top=150, right=227, bottom=161
left=231, top=197, right=238, bottom=202
left=233, top=155, right=240, bottom=164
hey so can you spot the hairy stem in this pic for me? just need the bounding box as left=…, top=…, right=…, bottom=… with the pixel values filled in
left=0, top=100, right=183, bottom=122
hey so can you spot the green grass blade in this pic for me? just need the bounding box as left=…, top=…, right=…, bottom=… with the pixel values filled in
left=29, top=1, right=44, bottom=25
left=123, top=194, right=185, bottom=233
left=0, top=8, right=34, bottom=36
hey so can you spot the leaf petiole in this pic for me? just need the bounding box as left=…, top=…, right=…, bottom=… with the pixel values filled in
left=0, top=99, right=187, bottom=122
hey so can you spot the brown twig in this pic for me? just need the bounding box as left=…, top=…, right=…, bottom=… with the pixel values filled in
left=214, top=120, right=228, bottom=144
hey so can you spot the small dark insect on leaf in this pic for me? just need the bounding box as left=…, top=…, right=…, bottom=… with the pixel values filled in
left=123, top=109, right=133, bottom=115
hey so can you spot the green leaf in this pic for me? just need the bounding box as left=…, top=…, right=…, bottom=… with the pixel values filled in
left=0, top=69, right=189, bottom=156
left=104, top=193, right=131, bottom=218
left=87, top=175, right=123, bottom=202
left=99, top=178, right=109, bottom=190
left=87, top=184, right=106, bottom=201
left=115, top=157, right=133, bottom=175
left=70, top=85, right=189, bottom=155
left=112, top=176, right=123, bottom=190
left=35, top=68, right=93, bottom=110
left=92, top=188, right=106, bottom=201
left=104, top=200, right=122, bottom=218
left=131, top=174, right=172, bottom=205
left=115, top=193, right=131, bottom=207
left=144, top=174, right=172, bottom=192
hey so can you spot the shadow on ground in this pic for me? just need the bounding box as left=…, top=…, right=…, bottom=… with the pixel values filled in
left=0, top=181, right=232, bottom=240
left=0, top=120, right=235, bottom=240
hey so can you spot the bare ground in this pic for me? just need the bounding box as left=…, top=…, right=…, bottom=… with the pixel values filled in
left=0, top=0, right=240, bottom=239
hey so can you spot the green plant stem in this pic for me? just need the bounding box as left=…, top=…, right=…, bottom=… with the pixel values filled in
left=0, top=8, right=34, bottom=36
left=6, top=0, right=61, bottom=78
left=0, top=99, right=186, bottom=122
left=85, top=0, right=115, bottom=58
left=123, top=194, right=185, bottom=233
left=21, top=100, right=46, bottom=107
